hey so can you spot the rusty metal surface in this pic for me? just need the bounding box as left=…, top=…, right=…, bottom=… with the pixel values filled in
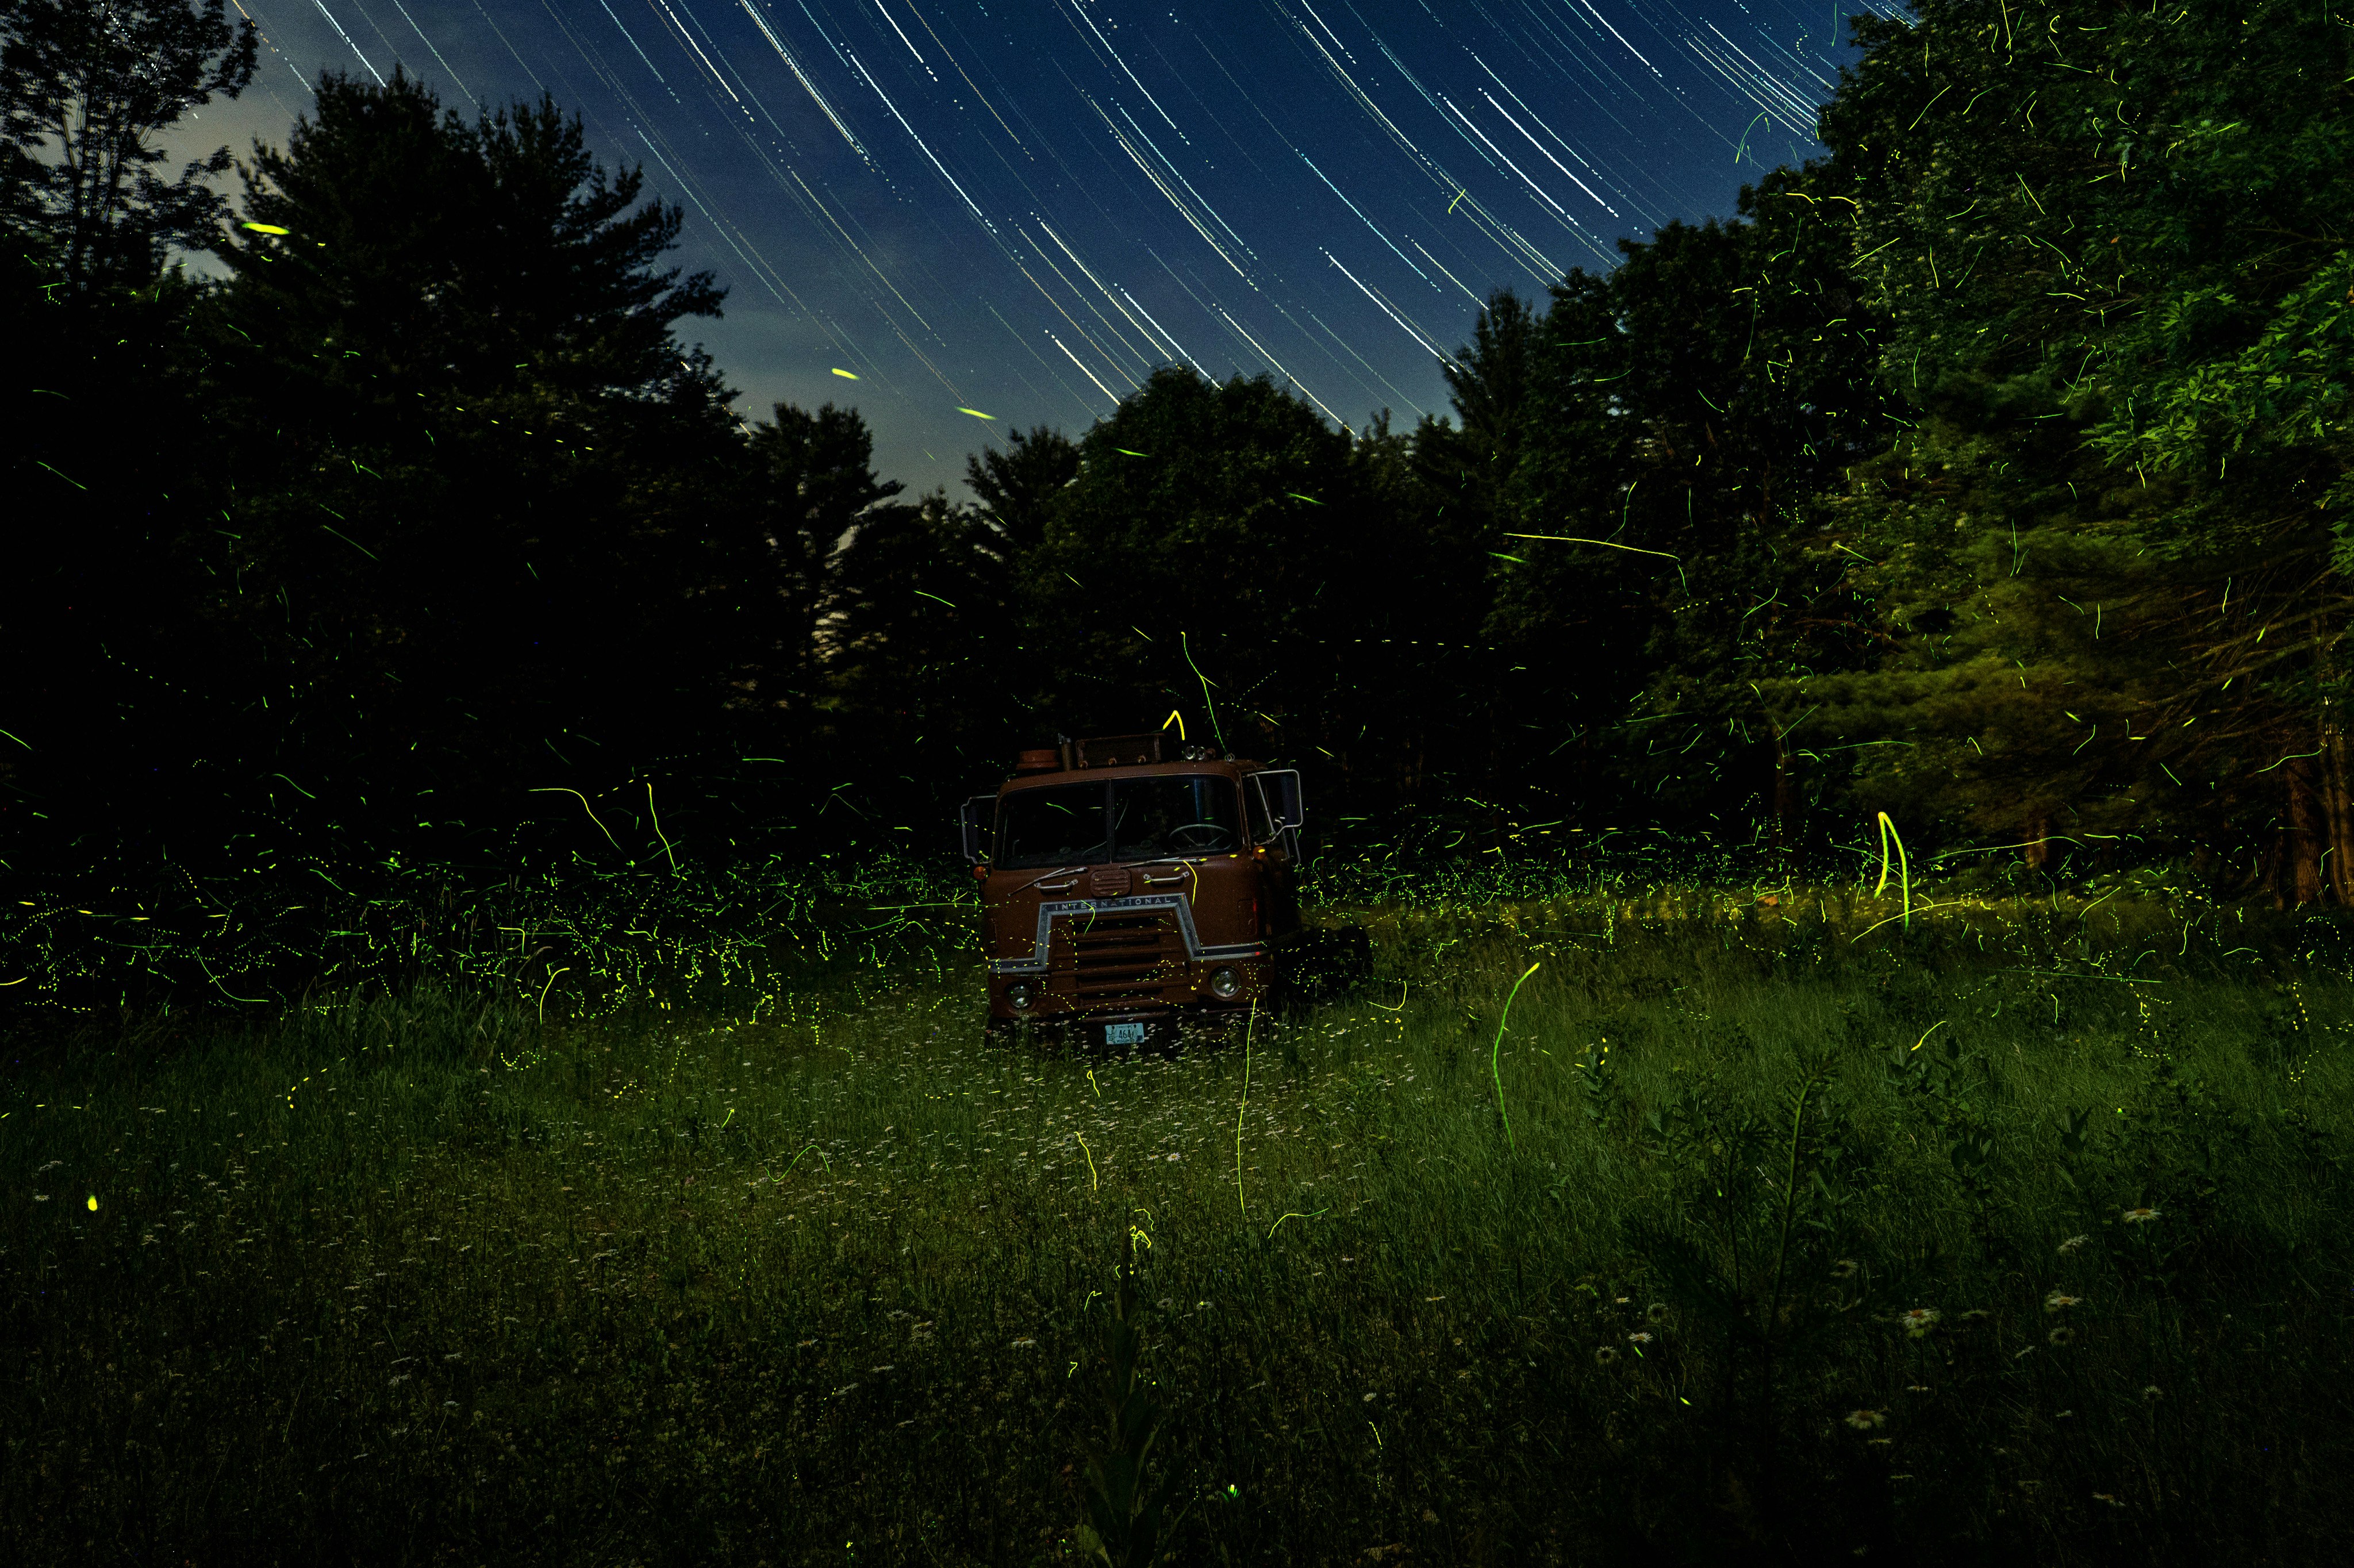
left=1050, top=905, right=1185, bottom=1009
left=976, top=747, right=1300, bottom=1025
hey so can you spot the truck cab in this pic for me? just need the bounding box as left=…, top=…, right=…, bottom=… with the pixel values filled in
left=958, top=733, right=1304, bottom=1047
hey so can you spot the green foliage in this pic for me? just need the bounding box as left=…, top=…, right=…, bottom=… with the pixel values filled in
left=1073, top=1228, right=1187, bottom=1566
left=1795, top=0, right=2354, bottom=898
left=16, top=0, right=2354, bottom=921
left=0, top=0, right=257, bottom=291
left=195, top=69, right=743, bottom=808
left=216, top=69, right=727, bottom=406
left=966, top=424, right=1081, bottom=557
left=732, top=399, right=908, bottom=721
left=1473, top=166, right=1894, bottom=845
left=8, top=891, right=2354, bottom=1562
left=1018, top=366, right=1366, bottom=736
left=2101, top=251, right=2354, bottom=544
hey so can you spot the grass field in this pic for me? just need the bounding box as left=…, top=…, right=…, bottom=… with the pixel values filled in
left=5, top=882, right=2353, bottom=1565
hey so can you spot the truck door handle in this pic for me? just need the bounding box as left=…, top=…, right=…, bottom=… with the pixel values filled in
left=1139, top=872, right=1188, bottom=885
left=1033, top=877, right=1078, bottom=891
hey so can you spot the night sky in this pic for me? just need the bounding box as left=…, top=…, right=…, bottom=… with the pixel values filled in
left=189, top=0, right=1903, bottom=493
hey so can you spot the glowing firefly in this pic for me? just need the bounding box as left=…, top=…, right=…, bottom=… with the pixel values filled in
left=831, top=367, right=859, bottom=379
left=957, top=407, right=997, bottom=420
left=241, top=222, right=290, bottom=235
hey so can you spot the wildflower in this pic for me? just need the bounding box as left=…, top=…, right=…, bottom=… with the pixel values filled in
left=1845, top=1409, right=1885, bottom=1431
left=2048, top=1327, right=2075, bottom=1346
left=1595, top=1346, right=1619, bottom=1366
left=1627, top=1331, right=1654, bottom=1345
left=2058, top=1233, right=2090, bottom=1255
left=1830, top=1259, right=1860, bottom=1279
left=2093, top=1493, right=2125, bottom=1508
left=1898, top=1306, right=1940, bottom=1338
left=1362, top=1392, right=1378, bottom=1403
left=2141, top=1385, right=2164, bottom=1403
left=1646, top=1302, right=1669, bottom=1323
left=1906, top=1385, right=1930, bottom=1394
left=2121, top=1206, right=2160, bottom=1225
left=1958, top=1308, right=1992, bottom=1322
left=2044, top=1292, right=2082, bottom=1313
left=1011, top=1338, right=1036, bottom=1348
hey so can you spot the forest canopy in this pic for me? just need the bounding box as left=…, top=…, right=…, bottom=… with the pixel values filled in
left=4, top=0, right=2351, bottom=904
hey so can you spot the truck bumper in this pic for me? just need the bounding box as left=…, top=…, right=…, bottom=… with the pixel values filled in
left=985, top=995, right=1264, bottom=1048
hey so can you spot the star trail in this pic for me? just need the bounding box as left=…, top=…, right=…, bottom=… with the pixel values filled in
left=201, top=0, right=1901, bottom=499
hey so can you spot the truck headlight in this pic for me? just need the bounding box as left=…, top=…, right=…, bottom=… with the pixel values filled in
left=1209, top=966, right=1241, bottom=1000
left=1006, top=981, right=1035, bottom=1010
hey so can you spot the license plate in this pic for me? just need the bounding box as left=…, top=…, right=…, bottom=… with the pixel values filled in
left=1103, top=1021, right=1147, bottom=1045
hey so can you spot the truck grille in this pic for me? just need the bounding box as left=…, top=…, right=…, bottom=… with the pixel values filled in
left=1051, top=909, right=1184, bottom=1008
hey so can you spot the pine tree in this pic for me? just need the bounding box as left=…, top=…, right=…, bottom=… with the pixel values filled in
left=1484, top=171, right=1888, bottom=855
left=190, top=69, right=741, bottom=837
left=1808, top=0, right=2354, bottom=899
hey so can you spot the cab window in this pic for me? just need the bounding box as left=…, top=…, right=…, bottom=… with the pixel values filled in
left=1245, top=773, right=1277, bottom=843
left=1109, top=775, right=1239, bottom=859
left=996, top=785, right=1109, bottom=868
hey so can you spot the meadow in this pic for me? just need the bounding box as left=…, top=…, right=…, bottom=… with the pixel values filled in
left=5, top=873, right=2353, bottom=1565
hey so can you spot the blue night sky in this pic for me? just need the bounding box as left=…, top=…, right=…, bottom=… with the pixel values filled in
left=189, top=0, right=1906, bottom=493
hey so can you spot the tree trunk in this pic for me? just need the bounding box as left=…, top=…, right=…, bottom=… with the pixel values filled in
left=2326, top=723, right=2354, bottom=904
left=2285, top=757, right=2326, bottom=906
left=1769, top=726, right=1799, bottom=865
left=2023, top=813, right=2052, bottom=873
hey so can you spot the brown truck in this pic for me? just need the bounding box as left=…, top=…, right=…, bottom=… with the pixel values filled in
left=958, top=732, right=1305, bottom=1047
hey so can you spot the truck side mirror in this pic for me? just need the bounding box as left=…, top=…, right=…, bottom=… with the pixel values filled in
left=958, top=794, right=996, bottom=865
left=1251, top=770, right=1304, bottom=834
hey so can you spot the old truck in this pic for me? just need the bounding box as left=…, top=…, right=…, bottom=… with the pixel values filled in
left=958, top=732, right=1305, bottom=1047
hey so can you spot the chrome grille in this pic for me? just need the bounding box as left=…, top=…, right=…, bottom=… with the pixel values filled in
left=1051, top=909, right=1184, bottom=1007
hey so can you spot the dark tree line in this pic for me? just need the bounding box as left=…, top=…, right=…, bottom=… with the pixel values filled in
left=4, top=0, right=2351, bottom=901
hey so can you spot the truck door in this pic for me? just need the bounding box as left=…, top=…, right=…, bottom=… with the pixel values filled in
left=1247, top=771, right=1301, bottom=939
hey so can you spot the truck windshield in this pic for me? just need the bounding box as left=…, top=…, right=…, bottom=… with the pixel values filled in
left=994, top=774, right=1241, bottom=868
left=996, top=785, right=1109, bottom=868
left=1108, top=775, right=1239, bottom=859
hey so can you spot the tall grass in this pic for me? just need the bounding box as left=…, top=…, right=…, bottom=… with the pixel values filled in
left=3, top=890, right=2351, bottom=1564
